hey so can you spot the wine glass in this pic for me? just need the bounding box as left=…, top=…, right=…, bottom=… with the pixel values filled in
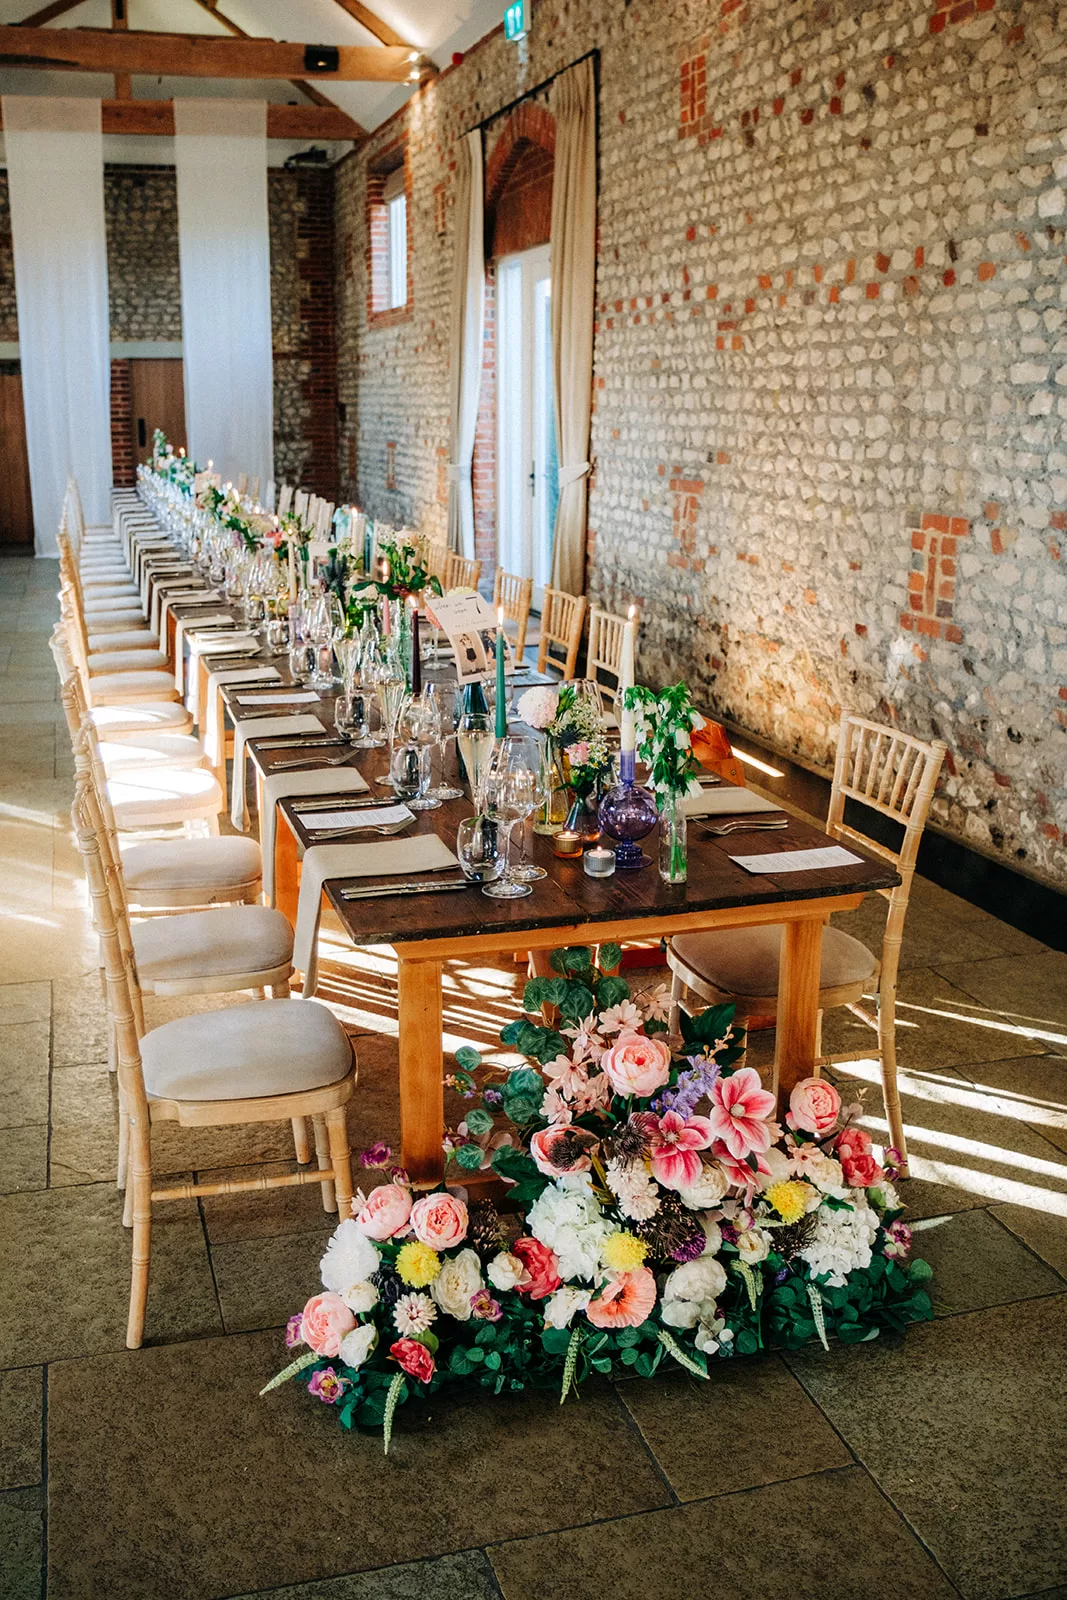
left=389, top=741, right=428, bottom=805
left=456, top=816, right=506, bottom=890
left=396, top=694, right=442, bottom=809
left=424, top=681, right=463, bottom=802
left=508, top=762, right=548, bottom=882
left=477, top=750, right=532, bottom=900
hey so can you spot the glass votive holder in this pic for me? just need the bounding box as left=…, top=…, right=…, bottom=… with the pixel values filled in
left=553, top=829, right=582, bottom=859
left=583, top=846, right=616, bottom=879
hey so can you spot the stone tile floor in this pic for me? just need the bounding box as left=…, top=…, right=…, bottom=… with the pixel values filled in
left=1, top=556, right=1066, bottom=1600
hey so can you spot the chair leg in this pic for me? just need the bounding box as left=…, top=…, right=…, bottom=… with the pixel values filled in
left=272, top=979, right=290, bottom=999
left=291, top=1116, right=311, bottom=1164
left=668, top=968, right=684, bottom=1035
left=251, top=987, right=267, bottom=1000
left=878, top=992, right=908, bottom=1173
left=205, top=812, right=220, bottom=836
left=116, top=1086, right=130, bottom=1191
left=814, top=1008, right=824, bottom=1069
left=126, top=1117, right=152, bottom=1349
left=326, top=1107, right=353, bottom=1221
left=312, top=1114, right=337, bottom=1213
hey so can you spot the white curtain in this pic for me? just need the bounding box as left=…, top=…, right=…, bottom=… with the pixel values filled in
left=2, top=96, right=112, bottom=558
left=549, top=58, right=597, bottom=597
left=174, top=100, right=273, bottom=490
left=446, top=130, right=485, bottom=559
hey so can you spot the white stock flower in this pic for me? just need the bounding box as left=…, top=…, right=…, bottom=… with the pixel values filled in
left=431, top=1248, right=484, bottom=1321
left=320, top=1219, right=381, bottom=1301
left=800, top=1199, right=879, bottom=1286
left=543, top=1286, right=592, bottom=1328
left=339, top=1323, right=377, bottom=1370
left=393, top=1292, right=437, bottom=1336
left=605, top=1157, right=660, bottom=1222
left=527, top=1176, right=612, bottom=1282
left=487, top=1250, right=528, bottom=1292
left=676, top=1164, right=729, bottom=1210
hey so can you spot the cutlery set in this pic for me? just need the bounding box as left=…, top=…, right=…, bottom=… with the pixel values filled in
left=699, top=815, right=789, bottom=836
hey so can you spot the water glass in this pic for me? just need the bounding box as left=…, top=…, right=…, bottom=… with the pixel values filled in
left=456, top=816, right=505, bottom=889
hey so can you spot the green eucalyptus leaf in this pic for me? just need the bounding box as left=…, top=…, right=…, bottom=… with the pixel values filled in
left=454, top=1142, right=486, bottom=1171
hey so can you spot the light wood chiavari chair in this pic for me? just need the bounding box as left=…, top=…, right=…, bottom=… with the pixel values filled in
left=584, top=605, right=629, bottom=714
left=537, top=586, right=588, bottom=680
left=276, top=483, right=294, bottom=518
left=443, top=551, right=483, bottom=591
left=667, top=714, right=946, bottom=1168
left=493, top=569, right=533, bottom=663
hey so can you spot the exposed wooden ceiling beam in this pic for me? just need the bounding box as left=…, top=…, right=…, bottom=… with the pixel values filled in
left=329, top=1, right=410, bottom=50
left=188, top=0, right=365, bottom=131
left=110, top=0, right=131, bottom=103
left=0, top=27, right=411, bottom=81
left=0, top=98, right=365, bottom=139
left=11, top=0, right=81, bottom=26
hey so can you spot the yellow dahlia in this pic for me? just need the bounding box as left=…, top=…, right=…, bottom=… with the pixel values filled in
left=601, top=1231, right=648, bottom=1272
left=764, top=1180, right=810, bottom=1225
left=395, top=1241, right=441, bottom=1287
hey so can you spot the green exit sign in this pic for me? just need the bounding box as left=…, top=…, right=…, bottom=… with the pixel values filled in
left=504, top=0, right=529, bottom=41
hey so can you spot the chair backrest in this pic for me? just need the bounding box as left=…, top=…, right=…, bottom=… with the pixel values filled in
left=249, top=476, right=260, bottom=504
left=443, top=551, right=483, bottom=591
left=264, top=480, right=276, bottom=512
left=424, top=534, right=449, bottom=585
left=584, top=606, right=629, bottom=710
left=276, top=483, right=293, bottom=518
left=493, top=569, right=533, bottom=662
left=537, top=586, right=588, bottom=679
left=64, top=476, right=86, bottom=554
left=293, top=490, right=309, bottom=520
left=826, top=714, right=947, bottom=930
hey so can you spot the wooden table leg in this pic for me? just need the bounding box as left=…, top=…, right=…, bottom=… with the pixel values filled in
left=165, top=609, right=177, bottom=671
left=273, top=811, right=301, bottom=923
left=772, top=914, right=825, bottom=1112
left=397, top=955, right=445, bottom=1184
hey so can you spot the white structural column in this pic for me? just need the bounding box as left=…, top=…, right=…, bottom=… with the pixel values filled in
left=174, top=99, right=274, bottom=490
left=2, top=96, right=112, bottom=557
left=446, top=129, right=485, bottom=559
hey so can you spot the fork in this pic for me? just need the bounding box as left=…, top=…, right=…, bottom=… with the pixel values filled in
left=306, top=821, right=413, bottom=840
left=700, top=816, right=788, bottom=836
left=266, top=749, right=362, bottom=771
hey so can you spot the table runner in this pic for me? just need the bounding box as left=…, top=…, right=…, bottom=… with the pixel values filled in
left=293, top=833, right=459, bottom=995
left=260, top=767, right=370, bottom=903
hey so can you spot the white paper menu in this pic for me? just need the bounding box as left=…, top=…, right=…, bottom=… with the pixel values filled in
left=729, top=846, right=864, bottom=874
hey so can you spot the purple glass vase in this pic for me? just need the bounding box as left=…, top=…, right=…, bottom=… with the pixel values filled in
left=598, top=765, right=658, bottom=870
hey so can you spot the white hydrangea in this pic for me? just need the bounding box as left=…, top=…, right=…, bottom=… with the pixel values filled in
left=605, top=1158, right=660, bottom=1222
left=800, top=1199, right=880, bottom=1287
left=527, top=1174, right=613, bottom=1282
left=319, top=1219, right=381, bottom=1312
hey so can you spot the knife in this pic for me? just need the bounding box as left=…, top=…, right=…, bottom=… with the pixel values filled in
left=251, top=736, right=341, bottom=750
left=290, top=795, right=382, bottom=812
left=339, top=876, right=469, bottom=901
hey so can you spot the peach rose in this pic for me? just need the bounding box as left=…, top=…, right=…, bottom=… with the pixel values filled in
left=788, top=1076, right=842, bottom=1138
left=355, top=1183, right=412, bottom=1241
left=836, top=1126, right=884, bottom=1189
left=300, top=1292, right=356, bottom=1357
left=600, top=1029, right=672, bottom=1099
left=409, top=1191, right=468, bottom=1250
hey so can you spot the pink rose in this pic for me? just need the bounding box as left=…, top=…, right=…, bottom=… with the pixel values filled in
left=788, top=1076, right=841, bottom=1137
left=355, top=1183, right=412, bottom=1240
left=836, top=1127, right=884, bottom=1189
left=529, top=1119, right=598, bottom=1178
left=390, top=1338, right=435, bottom=1383
left=512, top=1237, right=562, bottom=1300
left=600, top=1029, right=672, bottom=1099
left=300, top=1292, right=356, bottom=1357
left=568, top=739, right=591, bottom=767
left=409, top=1191, right=468, bottom=1250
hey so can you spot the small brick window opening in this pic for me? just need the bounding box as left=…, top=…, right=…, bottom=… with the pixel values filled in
left=368, top=149, right=410, bottom=321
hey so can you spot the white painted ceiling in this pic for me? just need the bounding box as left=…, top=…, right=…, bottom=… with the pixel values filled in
left=0, top=0, right=503, bottom=159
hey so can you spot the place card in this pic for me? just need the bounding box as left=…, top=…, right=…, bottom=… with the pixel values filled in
left=235, top=691, right=320, bottom=705
left=729, top=845, right=864, bottom=874
left=297, top=804, right=414, bottom=830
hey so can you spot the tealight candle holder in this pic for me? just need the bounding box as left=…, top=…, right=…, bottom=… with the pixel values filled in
left=552, top=829, right=582, bottom=859
left=583, top=846, right=616, bottom=879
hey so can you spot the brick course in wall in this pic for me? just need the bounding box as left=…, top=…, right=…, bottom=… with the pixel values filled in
left=337, top=0, right=1067, bottom=890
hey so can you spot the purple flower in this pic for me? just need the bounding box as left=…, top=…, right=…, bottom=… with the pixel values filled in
left=470, top=1289, right=502, bottom=1321
left=774, top=1266, right=790, bottom=1285
left=360, top=1141, right=392, bottom=1169
left=654, top=1055, right=722, bottom=1120
left=483, top=1088, right=504, bottom=1108
left=719, top=1222, right=739, bottom=1246
left=285, top=1313, right=304, bottom=1349
left=307, top=1366, right=349, bottom=1405
left=883, top=1219, right=912, bottom=1259
left=669, top=1225, right=707, bottom=1264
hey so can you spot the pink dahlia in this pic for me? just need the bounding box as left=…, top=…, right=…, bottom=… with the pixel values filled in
left=646, top=1110, right=715, bottom=1191
left=707, top=1067, right=777, bottom=1160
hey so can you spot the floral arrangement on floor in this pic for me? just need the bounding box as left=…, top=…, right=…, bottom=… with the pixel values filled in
left=518, top=681, right=612, bottom=800
left=262, top=946, right=932, bottom=1452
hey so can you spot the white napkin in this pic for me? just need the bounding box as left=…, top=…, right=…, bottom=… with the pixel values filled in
left=152, top=584, right=218, bottom=637
left=294, top=833, right=459, bottom=995
left=235, top=691, right=319, bottom=705
left=204, top=666, right=281, bottom=767
left=683, top=787, right=785, bottom=819
left=174, top=612, right=233, bottom=689
left=261, top=767, right=370, bottom=903
left=229, top=713, right=327, bottom=829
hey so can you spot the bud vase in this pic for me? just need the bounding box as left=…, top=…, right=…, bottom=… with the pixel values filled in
left=658, top=793, right=688, bottom=883
left=533, top=738, right=568, bottom=835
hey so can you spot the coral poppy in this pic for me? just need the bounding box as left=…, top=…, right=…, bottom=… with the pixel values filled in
left=586, top=1267, right=658, bottom=1329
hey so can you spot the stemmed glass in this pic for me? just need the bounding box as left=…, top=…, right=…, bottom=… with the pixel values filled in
left=424, top=681, right=463, bottom=802
left=477, top=739, right=535, bottom=899
left=456, top=816, right=506, bottom=891
left=396, top=694, right=443, bottom=810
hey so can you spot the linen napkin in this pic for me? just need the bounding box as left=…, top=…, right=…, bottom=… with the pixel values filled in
left=230, top=712, right=326, bottom=829
left=294, top=833, right=459, bottom=995
left=682, top=787, right=784, bottom=819
left=203, top=666, right=281, bottom=766
left=261, top=767, right=370, bottom=902
left=173, top=615, right=240, bottom=691
left=152, top=583, right=218, bottom=636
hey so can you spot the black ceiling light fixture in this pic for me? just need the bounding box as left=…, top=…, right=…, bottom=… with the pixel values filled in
left=303, top=44, right=339, bottom=73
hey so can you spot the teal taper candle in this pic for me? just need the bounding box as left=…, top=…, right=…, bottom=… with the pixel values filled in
left=495, top=608, right=507, bottom=738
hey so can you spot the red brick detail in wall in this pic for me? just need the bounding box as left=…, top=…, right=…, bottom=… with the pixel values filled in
left=110, top=358, right=134, bottom=487
left=367, top=140, right=412, bottom=329
left=679, top=38, right=710, bottom=140
left=294, top=169, right=339, bottom=499
left=900, top=513, right=970, bottom=641
left=490, top=141, right=554, bottom=258
left=485, top=102, right=555, bottom=214
left=472, top=267, right=496, bottom=571
left=930, top=0, right=993, bottom=32
left=669, top=471, right=705, bottom=571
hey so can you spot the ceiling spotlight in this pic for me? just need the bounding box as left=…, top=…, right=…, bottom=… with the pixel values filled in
left=303, top=43, right=339, bottom=72
left=407, top=51, right=420, bottom=63
left=408, top=68, right=419, bottom=80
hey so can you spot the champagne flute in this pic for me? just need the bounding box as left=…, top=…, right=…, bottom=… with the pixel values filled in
left=424, top=681, right=463, bottom=802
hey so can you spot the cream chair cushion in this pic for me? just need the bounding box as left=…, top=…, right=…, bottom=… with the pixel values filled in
left=108, top=766, right=223, bottom=826
left=87, top=629, right=159, bottom=652
left=121, top=835, right=260, bottom=895
left=88, top=648, right=169, bottom=674
left=88, top=670, right=180, bottom=703
left=83, top=608, right=148, bottom=628
left=671, top=925, right=877, bottom=1000
left=91, top=702, right=192, bottom=737
left=98, top=733, right=205, bottom=772
left=141, top=998, right=352, bottom=1101
left=133, top=905, right=292, bottom=983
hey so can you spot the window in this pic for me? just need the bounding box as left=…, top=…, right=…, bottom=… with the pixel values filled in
left=497, top=244, right=558, bottom=605
left=383, top=166, right=407, bottom=311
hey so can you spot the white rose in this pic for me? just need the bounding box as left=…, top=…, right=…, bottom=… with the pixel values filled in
left=677, top=1165, right=729, bottom=1209
left=338, top=1323, right=377, bottom=1370
left=430, top=1248, right=483, bottom=1321
left=544, top=1286, right=592, bottom=1328
left=664, top=1256, right=727, bottom=1306
left=736, top=1228, right=771, bottom=1265
left=487, top=1250, right=527, bottom=1291
left=699, top=1218, right=723, bottom=1257
left=320, top=1219, right=381, bottom=1299
left=341, top=1280, right=379, bottom=1315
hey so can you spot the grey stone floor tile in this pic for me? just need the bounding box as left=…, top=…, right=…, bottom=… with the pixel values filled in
left=50, top=976, right=109, bottom=1067
left=832, top=891, right=1009, bottom=970
left=211, top=1226, right=336, bottom=1333
left=200, top=1161, right=340, bottom=1245
left=990, top=1203, right=1067, bottom=1277
left=616, top=1354, right=852, bottom=1500
left=0, top=984, right=50, bottom=1025
left=0, top=1126, right=48, bottom=1195
left=0, top=1183, right=220, bottom=1365
left=955, top=1054, right=1067, bottom=1157
left=0, top=1022, right=50, bottom=1129
left=0, top=1368, right=42, bottom=1490
left=786, top=1295, right=1067, bottom=1600
left=47, top=1064, right=120, bottom=1186
left=46, top=1329, right=672, bottom=1600
left=227, top=1550, right=500, bottom=1600
left=910, top=1208, right=1065, bottom=1314
left=935, top=953, right=1067, bottom=1035
left=909, top=877, right=1050, bottom=957
left=487, top=1465, right=957, bottom=1600
left=0, top=1487, right=42, bottom=1600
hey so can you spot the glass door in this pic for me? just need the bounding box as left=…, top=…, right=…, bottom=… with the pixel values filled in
left=497, top=244, right=558, bottom=607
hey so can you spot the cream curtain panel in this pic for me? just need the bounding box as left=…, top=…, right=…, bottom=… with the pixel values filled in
left=446, top=130, right=485, bottom=559
left=548, top=57, right=597, bottom=597
left=174, top=99, right=274, bottom=491
left=2, top=96, right=112, bottom=557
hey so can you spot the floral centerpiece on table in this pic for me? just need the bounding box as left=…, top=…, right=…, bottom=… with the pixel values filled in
left=372, top=534, right=443, bottom=603
left=518, top=681, right=613, bottom=836
left=263, top=945, right=932, bottom=1453
left=625, top=682, right=705, bottom=882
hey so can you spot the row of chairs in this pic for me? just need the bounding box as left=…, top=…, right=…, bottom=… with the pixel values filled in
left=55, top=486, right=358, bottom=1349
